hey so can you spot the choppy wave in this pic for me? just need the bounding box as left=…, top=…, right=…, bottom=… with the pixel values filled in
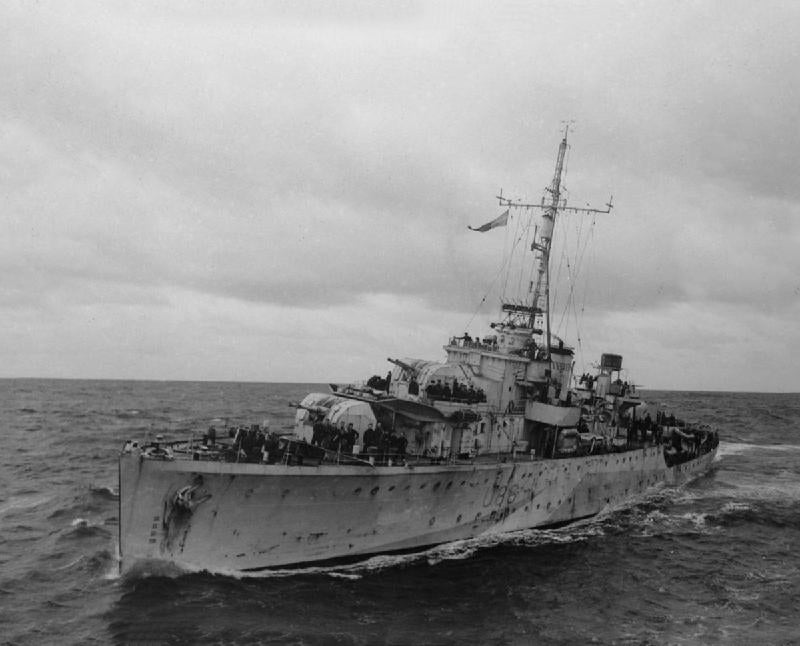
left=59, top=517, right=112, bottom=541
left=752, top=443, right=800, bottom=453
left=715, top=441, right=758, bottom=459
left=0, top=492, right=55, bottom=516
left=2, top=380, right=800, bottom=646
left=89, top=485, right=119, bottom=500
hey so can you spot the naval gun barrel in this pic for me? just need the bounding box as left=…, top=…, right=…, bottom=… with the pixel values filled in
left=288, top=401, right=329, bottom=416
left=387, top=357, right=417, bottom=375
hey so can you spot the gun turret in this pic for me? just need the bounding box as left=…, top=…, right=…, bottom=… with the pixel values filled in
left=387, top=357, right=417, bottom=375
left=289, top=401, right=328, bottom=416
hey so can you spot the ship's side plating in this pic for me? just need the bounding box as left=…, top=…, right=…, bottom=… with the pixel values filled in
left=119, top=444, right=716, bottom=573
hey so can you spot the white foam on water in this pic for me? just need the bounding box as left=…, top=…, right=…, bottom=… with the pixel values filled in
left=720, top=501, right=751, bottom=514
left=755, top=443, right=800, bottom=453
left=642, top=509, right=669, bottom=525
left=722, top=479, right=800, bottom=502
left=70, top=516, right=107, bottom=529
left=103, top=543, right=122, bottom=580
left=678, top=511, right=710, bottom=528
left=0, top=493, right=54, bottom=516
left=716, top=441, right=800, bottom=461
left=325, top=572, right=362, bottom=580
left=637, top=507, right=715, bottom=537
left=121, top=558, right=194, bottom=580
left=126, top=520, right=612, bottom=581
left=90, top=484, right=119, bottom=497
left=55, top=555, right=86, bottom=571
left=715, top=441, right=758, bottom=459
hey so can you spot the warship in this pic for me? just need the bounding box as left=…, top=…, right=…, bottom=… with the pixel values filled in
left=118, top=130, right=718, bottom=575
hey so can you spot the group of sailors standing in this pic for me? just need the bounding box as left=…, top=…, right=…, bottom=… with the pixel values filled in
left=623, top=411, right=719, bottom=464
left=229, top=424, right=281, bottom=463
left=366, top=368, right=487, bottom=405
left=363, top=422, right=408, bottom=457
left=311, top=419, right=408, bottom=459
left=570, top=408, right=719, bottom=464
left=425, top=378, right=486, bottom=403
left=311, top=419, right=359, bottom=453
left=621, top=412, right=662, bottom=446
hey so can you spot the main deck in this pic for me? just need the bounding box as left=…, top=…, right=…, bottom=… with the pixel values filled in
left=119, top=433, right=718, bottom=574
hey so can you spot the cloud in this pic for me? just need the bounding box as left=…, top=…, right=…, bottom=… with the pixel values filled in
left=1, top=1, right=799, bottom=389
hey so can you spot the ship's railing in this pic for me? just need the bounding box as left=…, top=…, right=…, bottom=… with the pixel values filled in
left=424, top=390, right=488, bottom=405
left=127, top=422, right=719, bottom=469
left=447, top=336, right=499, bottom=352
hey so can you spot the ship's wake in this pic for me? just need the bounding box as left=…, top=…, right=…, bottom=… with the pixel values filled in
left=715, top=440, right=800, bottom=460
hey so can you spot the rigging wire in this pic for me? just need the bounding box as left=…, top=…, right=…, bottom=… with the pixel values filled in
left=576, top=216, right=598, bottom=373
left=572, top=214, right=596, bottom=363
left=501, top=208, right=512, bottom=300
left=548, top=136, right=597, bottom=366
left=526, top=220, right=539, bottom=311
left=554, top=212, right=597, bottom=373
left=463, top=213, right=532, bottom=332
left=501, top=207, right=525, bottom=301
left=515, top=207, right=535, bottom=300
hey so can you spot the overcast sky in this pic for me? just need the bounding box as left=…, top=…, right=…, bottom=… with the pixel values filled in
left=2, top=1, right=799, bottom=391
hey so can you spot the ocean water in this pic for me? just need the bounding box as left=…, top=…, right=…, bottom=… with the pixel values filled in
left=1, top=380, right=798, bottom=645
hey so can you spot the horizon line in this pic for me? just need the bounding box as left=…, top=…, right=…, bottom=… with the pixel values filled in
left=0, top=376, right=796, bottom=395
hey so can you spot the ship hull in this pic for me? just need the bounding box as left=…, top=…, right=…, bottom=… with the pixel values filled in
left=119, top=446, right=716, bottom=574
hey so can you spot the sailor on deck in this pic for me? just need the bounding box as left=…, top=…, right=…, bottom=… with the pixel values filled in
left=363, top=423, right=376, bottom=451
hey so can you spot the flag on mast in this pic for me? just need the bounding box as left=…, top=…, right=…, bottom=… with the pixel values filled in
left=468, top=209, right=509, bottom=233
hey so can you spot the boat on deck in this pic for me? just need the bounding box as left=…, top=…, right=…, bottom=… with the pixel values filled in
left=118, top=129, right=718, bottom=575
